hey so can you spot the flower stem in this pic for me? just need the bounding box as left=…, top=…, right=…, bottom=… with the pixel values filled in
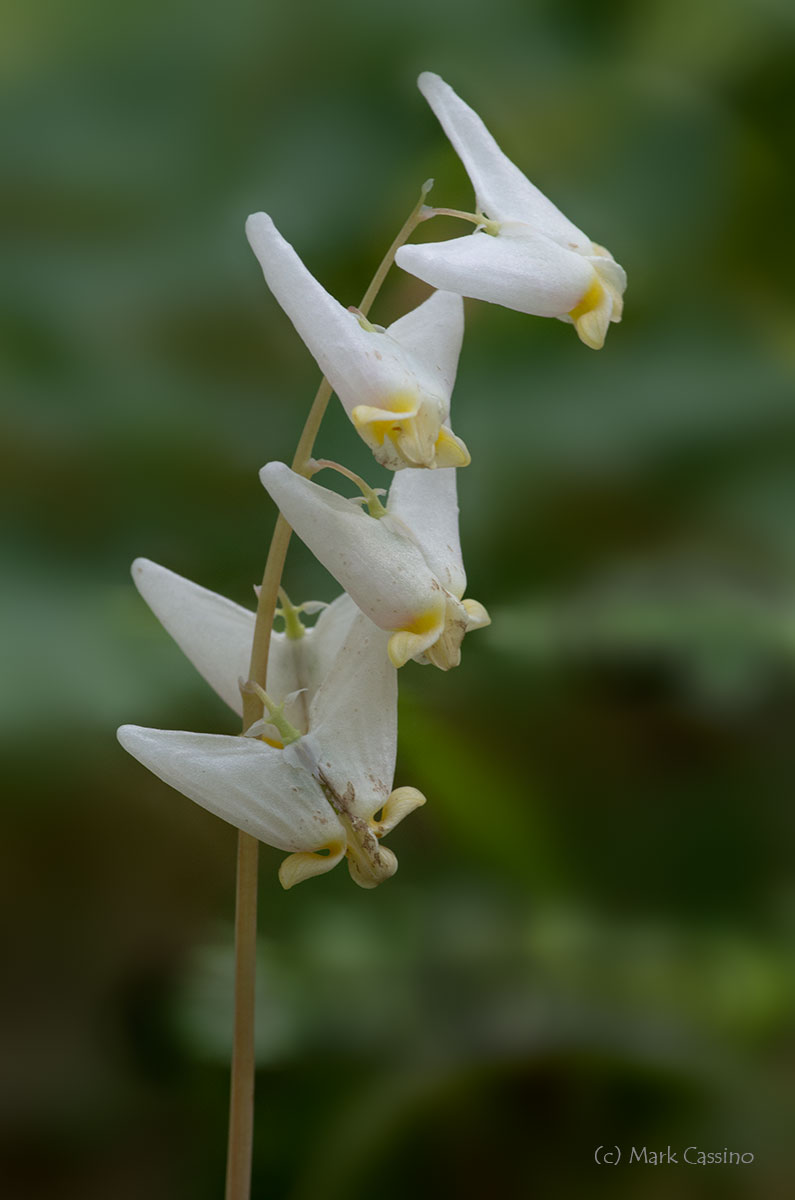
left=224, top=181, right=435, bottom=1200
left=310, top=458, right=387, bottom=518
left=423, top=207, right=500, bottom=236
left=356, top=177, right=435, bottom=319
left=224, top=830, right=259, bottom=1200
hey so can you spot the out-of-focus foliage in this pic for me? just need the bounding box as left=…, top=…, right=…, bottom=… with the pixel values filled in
left=2, top=0, right=794, bottom=1197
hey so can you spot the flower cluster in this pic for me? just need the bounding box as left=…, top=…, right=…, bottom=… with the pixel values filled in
left=119, top=73, right=625, bottom=889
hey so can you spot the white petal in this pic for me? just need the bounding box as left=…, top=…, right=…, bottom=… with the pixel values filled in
left=309, top=612, right=397, bottom=822
left=131, top=558, right=254, bottom=716
left=260, top=463, right=445, bottom=639
left=397, top=223, right=595, bottom=318
left=417, top=72, right=589, bottom=248
left=130, top=559, right=354, bottom=725
left=117, top=725, right=346, bottom=852
left=387, top=467, right=466, bottom=599
left=386, top=289, right=464, bottom=401
left=246, top=212, right=421, bottom=415
left=302, top=591, right=359, bottom=670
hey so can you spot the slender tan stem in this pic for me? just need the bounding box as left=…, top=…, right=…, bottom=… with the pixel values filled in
left=310, top=458, right=386, bottom=515
left=241, top=510, right=297, bottom=731
left=224, top=181, right=434, bottom=1200
left=357, top=179, right=434, bottom=319
left=224, top=831, right=259, bottom=1200
left=426, top=206, right=482, bottom=225
left=425, top=207, right=499, bottom=236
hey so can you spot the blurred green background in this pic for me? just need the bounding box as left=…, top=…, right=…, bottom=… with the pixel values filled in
left=3, top=0, right=795, bottom=1196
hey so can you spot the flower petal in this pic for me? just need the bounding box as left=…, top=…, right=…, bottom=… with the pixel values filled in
left=245, top=217, right=419, bottom=417
left=350, top=395, right=449, bottom=472
left=260, top=462, right=444, bottom=641
left=385, top=289, right=464, bottom=401
left=397, top=223, right=596, bottom=319
left=309, top=611, right=397, bottom=822
left=372, top=786, right=427, bottom=837
left=131, top=558, right=254, bottom=716
left=131, top=559, right=358, bottom=726
left=304, top=591, right=360, bottom=677
left=387, top=467, right=466, bottom=599
left=417, top=72, right=589, bottom=248
left=278, top=845, right=347, bottom=890
left=246, top=212, right=377, bottom=407
left=117, top=725, right=346, bottom=852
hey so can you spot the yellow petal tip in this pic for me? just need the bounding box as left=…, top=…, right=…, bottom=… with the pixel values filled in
left=278, top=843, right=345, bottom=889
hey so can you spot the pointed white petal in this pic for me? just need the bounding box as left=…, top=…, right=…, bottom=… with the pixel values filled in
left=260, top=463, right=445, bottom=640
left=117, top=725, right=345, bottom=852
left=246, top=212, right=372, bottom=399
left=418, top=72, right=589, bottom=248
left=131, top=558, right=254, bottom=716
left=309, top=612, right=397, bottom=822
left=131, top=558, right=338, bottom=723
left=397, top=224, right=595, bottom=318
left=386, top=289, right=464, bottom=400
left=246, top=212, right=419, bottom=417
left=387, top=468, right=466, bottom=599
left=307, top=592, right=359, bottom=660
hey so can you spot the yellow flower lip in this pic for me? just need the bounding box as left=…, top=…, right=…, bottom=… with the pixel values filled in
left=405, top=607, right=445, bottom=636
left=387, top=601, right=446, bottom=668
left=568, top=255, right=624, bottom=351
left=352, top=392, right=470, bottom=470
left=435, top=426, right=471, bottom=467
left=568, top=275, right=607, bottom=349
left=387, top=592, right=490, bottom=670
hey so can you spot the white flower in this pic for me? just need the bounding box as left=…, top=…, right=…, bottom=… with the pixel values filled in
left=395, top=72, right=626, bottom=350
left=245, top=212, right=470, bottom=469
left=118, top=559, right=425, bottom=889
left=259, top=461, right=490, bottom=670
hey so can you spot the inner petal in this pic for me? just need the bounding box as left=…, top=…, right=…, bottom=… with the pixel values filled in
left=351, top=390, right=452, bottom=470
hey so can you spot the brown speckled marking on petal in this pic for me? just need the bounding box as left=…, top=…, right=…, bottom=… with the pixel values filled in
left=316, top=770, right=398, bottom=887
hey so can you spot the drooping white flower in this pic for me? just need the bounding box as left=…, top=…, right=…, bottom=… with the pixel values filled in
left=260, top=461, right=490, bottom=670
left=395, top=72, right=626, bottom=350
left=245, top=212, right=470, bottom=469
left=119, top=560, right=425, bottom=889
